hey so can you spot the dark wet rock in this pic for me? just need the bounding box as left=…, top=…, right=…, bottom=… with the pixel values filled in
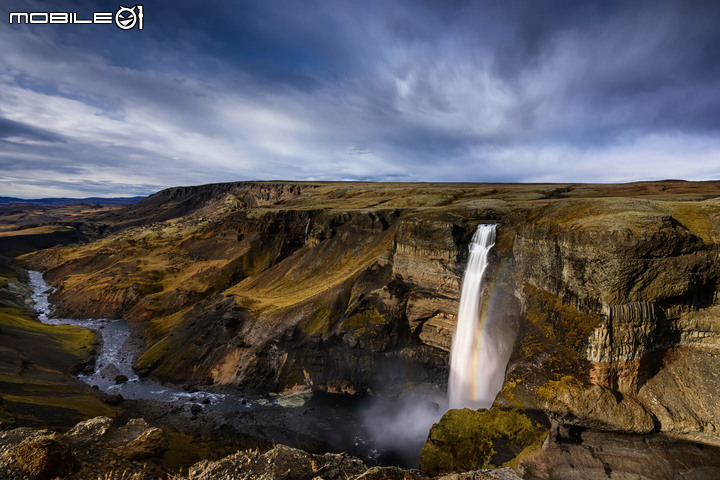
left=115, top=374, right=129, bottom=384
left=190, top=403, right=202, bottom=415
left=202, top=397, right=211, bottom=405
left=99, top=363, right=121, bottom=380
left=79, top=362, right=95, bottom=374
left=103, top=393, right=124, bottom=405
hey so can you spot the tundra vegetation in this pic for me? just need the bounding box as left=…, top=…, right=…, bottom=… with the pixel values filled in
left=1, top=180, right=720, bottom=478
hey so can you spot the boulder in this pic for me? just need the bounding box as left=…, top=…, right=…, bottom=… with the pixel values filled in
left=63, top=416, right=113, bottom=447
left=7, top=433, right=76, bottom=480
left=119, top=427, right=167, bottom=460
left=99, top=363, right=121, bottom=380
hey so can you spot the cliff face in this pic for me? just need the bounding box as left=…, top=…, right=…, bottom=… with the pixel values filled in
left=501, top=197, right=720, bottom=448
left=22, top=183, right=517, bottom=395
left=19, top=181, right=720, bottom=456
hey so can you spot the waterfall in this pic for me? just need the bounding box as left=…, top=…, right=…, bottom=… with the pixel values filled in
left=448, top=224, right=501, bottom=410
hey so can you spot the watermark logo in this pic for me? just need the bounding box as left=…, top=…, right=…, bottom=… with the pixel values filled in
left=9, top=5, right=144, bottom=30
left=115, top=6, right=142, bottom=30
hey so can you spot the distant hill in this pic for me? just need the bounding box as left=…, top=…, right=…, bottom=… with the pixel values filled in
left=0, top=196, right=145, bottom=207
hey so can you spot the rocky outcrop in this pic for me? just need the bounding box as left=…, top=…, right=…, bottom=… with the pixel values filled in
left=418, top=315, right=456, bottom=350
left=435, top=470, right=522, bottom=480
left=0, top=417, right=167, bottom=479
left=513, top=207, right=714, bottom=314
left=499, top=198, right=720, bottom=452
left=587, top=302, right=663, bottom=364
left=636, top=346, right=720, bottom=446
left=2, top=432, right=76, bottom=480
left=533, top=377, right=656, bottom=434
left=104, top=181, right=307, bottom=229
left=187, top=444, right=367, bottom=480
left=0, top=416, right=531, bottom=480
left=521, top=423, right=720, bottom=480
left=392, top=216, right=468, bottom=297
left=420, top=407, right=548, bottom=476
left=7, top=414, right=717, bottom=480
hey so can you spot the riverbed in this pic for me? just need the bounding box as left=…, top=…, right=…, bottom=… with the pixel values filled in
left=28, top=270, right=444, bottom=467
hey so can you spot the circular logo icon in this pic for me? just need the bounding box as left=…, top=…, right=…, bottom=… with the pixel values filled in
left=115, top=6, right=137, bottom=30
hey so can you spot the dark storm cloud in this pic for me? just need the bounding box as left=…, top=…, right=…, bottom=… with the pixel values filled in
left=0, top=117, right=65, bottom=143
left=1, top=0, right=720, bottom=196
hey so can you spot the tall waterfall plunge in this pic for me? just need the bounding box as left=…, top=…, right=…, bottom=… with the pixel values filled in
left=448, top=224, right=507, bottom=409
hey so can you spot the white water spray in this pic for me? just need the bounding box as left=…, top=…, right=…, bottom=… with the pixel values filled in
left=448, top=224, right=502, bottom=409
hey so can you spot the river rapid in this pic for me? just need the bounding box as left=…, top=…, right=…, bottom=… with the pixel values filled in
left=30, top=270, right=237, bottom=408
left=28, top=270, right=444, bottom=467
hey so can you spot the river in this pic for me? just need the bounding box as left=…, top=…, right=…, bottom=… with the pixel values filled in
left=28, top=270, right=443, bottom=467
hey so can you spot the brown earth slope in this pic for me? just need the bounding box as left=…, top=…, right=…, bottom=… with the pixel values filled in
left=17, top=180, right=720, bottom=469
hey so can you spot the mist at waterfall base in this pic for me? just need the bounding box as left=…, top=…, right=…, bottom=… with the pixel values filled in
left=448, top=224, right=513, bottom=410
left=361, top=224, right=516, bottom=466
left=360, top=390, right=446, bottom=466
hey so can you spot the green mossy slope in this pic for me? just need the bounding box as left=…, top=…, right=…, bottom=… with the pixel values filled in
left=0, top=306, right=118, bottom=429
left=419, top=407, right=548, bottom=476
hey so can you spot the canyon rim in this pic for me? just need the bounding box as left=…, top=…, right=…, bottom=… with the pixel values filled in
left=1, top=181, right=720, bottom=479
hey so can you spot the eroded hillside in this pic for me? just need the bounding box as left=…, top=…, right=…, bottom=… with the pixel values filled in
left=19, top=181, right=720, bottom=473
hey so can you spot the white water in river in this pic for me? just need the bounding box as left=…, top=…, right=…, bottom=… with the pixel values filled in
left=447, top=224, right=501, bottom=409
left=28, top=270, right=230, bottom=406
left=25, top=270, right=420, bottom=465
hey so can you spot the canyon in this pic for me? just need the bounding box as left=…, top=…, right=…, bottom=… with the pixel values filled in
left=2, top=180, right=720, bottom=478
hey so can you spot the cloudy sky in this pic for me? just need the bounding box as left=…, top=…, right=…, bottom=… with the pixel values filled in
left=1, top=0, right=720, bottom=197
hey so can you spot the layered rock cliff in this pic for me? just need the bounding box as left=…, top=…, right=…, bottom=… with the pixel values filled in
left=498, top=197, right=720, bottom=451
left=21, top=182, right=516, bottom=395
left=18, top=181, right=720, bottom=475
